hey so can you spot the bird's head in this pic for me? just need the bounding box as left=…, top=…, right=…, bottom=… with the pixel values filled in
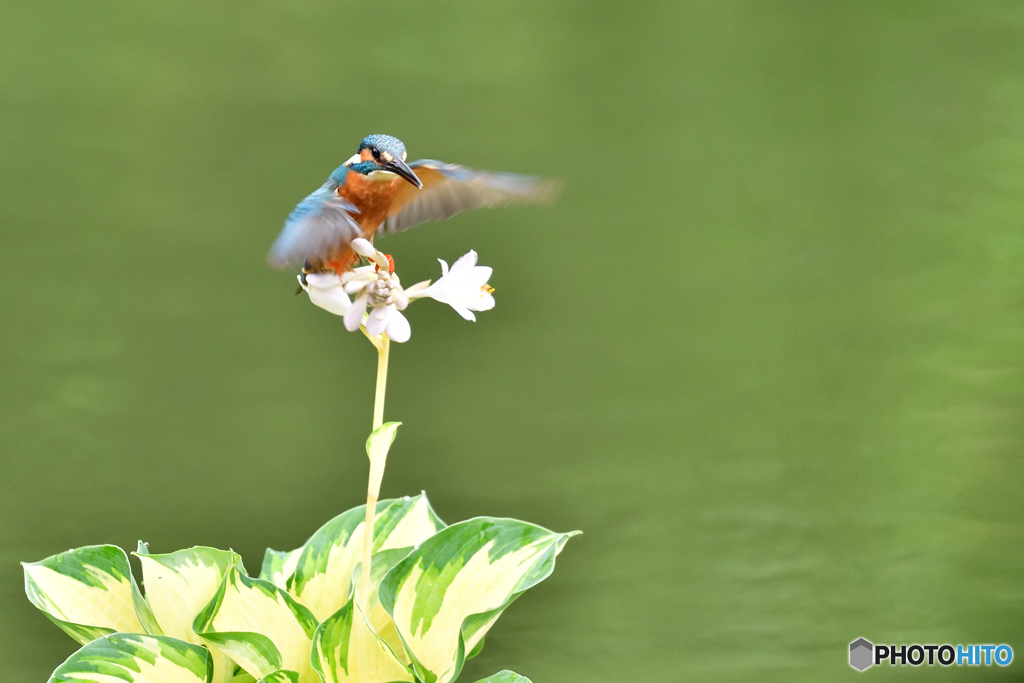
left=342, top=134, right=423, bottom=188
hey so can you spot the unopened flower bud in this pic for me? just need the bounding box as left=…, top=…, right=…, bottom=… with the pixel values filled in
left=351, top=238, right=376, bottom=258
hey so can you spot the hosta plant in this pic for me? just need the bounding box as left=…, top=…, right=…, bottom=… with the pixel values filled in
left=24, top=241, right=577, bottom=683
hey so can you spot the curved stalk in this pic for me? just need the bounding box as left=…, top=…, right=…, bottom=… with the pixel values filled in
left=359, top=333, right=390, bottom=608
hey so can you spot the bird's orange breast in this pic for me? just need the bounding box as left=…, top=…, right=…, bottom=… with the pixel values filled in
left=338, top=170, right=401, bottom=233
left=323, top=170, right=402, bottom=272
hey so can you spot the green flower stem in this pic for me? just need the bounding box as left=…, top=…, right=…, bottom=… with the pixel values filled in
left=359, top=332, right=390, bottom=608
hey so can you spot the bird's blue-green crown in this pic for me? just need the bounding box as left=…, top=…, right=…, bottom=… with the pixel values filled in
left=359, top=134, right=407, bottom=160
left=331, top=134, right=410, bottom=179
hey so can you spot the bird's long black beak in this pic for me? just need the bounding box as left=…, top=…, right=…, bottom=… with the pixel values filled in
left=384, top=158, right=423, bottom=189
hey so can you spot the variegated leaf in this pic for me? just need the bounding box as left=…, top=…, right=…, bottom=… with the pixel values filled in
left=472, top=672, right=532, bottom=683
left=255, top=672, right=298, bottom=683
left=465, top=636, right=485, bottom=661
left=310, top=546, right=417, bottom=683
left=135, top=545, right=239, bottom=683
left=351, top=547, right=417, bottom=664
left=194, top=566, right=318, bottom=683
left=310, top=597, right=413, bottom=683
left=379, top=518, right=578, bottom=683
left=258, top=424, right=425, bottom=606
left=366, top=422, right=400, bottom=466
left=131, top=560, right=164, bottom=637
left=24, top=544, right=147, bottom=644
left=228, top=670, right=256, bottom=683
left=259, top=548, right=302, bottom=590
left=287, top=493, right=444, bottom=621
left=48, top=633, right=212, bottom=683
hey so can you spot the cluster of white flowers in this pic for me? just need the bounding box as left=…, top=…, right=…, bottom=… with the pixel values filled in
left=298, top=238, right=495, bottom=343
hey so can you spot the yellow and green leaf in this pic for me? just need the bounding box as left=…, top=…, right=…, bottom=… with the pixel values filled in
left=227, top=669, right=257, bottom=683
left=193, top=566, right=319, bottom=683
left=135, top=544, right=240, bottom=683
left=259, top=548, right=302, bottom=590
left=352, top=547, right=418, bottom=664
left=472, top=672, right=532, bottom=683
left=135, top=545, right=238, bottom=641
left=255, top=671, right=299, bottom=683
left=310, top=546, right=419, bottom=683
left=47, top=633, right=212, bottom=683
left=23, top=544, right=147, bottom=644
left=285, top=493, right=444, bottom=621
left=365, top=422, right=400, bottom=467
left=378, top=518, right=578, bottom=683
left=310, top=597, right=413, bottom=683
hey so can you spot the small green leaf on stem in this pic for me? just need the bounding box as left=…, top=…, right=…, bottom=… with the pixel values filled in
left=366, top=422, right=401, bottom=464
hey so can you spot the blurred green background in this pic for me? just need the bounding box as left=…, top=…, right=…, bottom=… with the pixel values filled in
left=2, top=1, right=1023, bottom=681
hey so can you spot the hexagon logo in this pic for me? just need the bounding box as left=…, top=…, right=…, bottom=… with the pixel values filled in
left=849, top=638, right=874, bottom=671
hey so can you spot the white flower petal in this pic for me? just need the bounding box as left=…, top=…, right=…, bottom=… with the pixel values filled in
left=304, top=272, right=342, bottom=289
left=308, top=287, right=351, bottom=316
left=299, top=273, right=352, bottom=316
left=351, top=238, right=376, bottom=258
left=419, top=282, right=448, bottom=305
left=461, top=265, right=492, bottom=290
left=450, top=303, right=477, bottom=322
left=344, top=294, right=368, bottom=331
left=474, top=291, right=496, bottom=312
left=344, top=280, right=367, bottom=295
left=365, top=305, right=390, bottom=336
left=386, top=309, right=411, bottom=342
left=437, top=259, right=450, bottom=277
left=450, top=250, right=478, bottom=273
left=404, top=280, right=432, bottom=299
left=342, top=265, right=377, bottom=282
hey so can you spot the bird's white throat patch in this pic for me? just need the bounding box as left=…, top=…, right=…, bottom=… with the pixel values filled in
left=367, top=170, right=399, bottom=182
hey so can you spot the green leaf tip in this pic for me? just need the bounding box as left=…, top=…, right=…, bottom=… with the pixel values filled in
left=366, top=422, right=402, bottom=462
left=472, top=672, right=533, bottom=683
left=255, top=670, right=299, bottom=683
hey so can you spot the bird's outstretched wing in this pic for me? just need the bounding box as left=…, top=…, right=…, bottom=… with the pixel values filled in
left=378, top=160, right=559, bottom=236
left=267, top=181, right=362, bottom=268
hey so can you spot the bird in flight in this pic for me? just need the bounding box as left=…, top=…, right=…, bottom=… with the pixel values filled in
left=268, top=134, right=557, bottom=273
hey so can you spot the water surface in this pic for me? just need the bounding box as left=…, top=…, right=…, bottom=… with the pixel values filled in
left=1, top=2, right=1022, bottom=680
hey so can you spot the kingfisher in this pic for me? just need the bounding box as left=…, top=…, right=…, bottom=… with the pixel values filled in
left=268, top=134, right=557, bottom=273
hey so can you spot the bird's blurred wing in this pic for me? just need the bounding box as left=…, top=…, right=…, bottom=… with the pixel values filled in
left=267, top=181, right=362, bottom=268
left=378, top=160, right=559, bottom=235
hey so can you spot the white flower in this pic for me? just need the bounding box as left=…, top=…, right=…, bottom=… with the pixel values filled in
left=408, top=250, right=495, bottom=321
left=297, top=244, right=494, bottom=343
left=344, top=267, right=411, bottom=343
left=298, top=272, right=351, bottom=316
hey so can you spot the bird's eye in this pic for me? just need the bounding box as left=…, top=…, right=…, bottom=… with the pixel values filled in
left=370, top=147, right=382, bottom=161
